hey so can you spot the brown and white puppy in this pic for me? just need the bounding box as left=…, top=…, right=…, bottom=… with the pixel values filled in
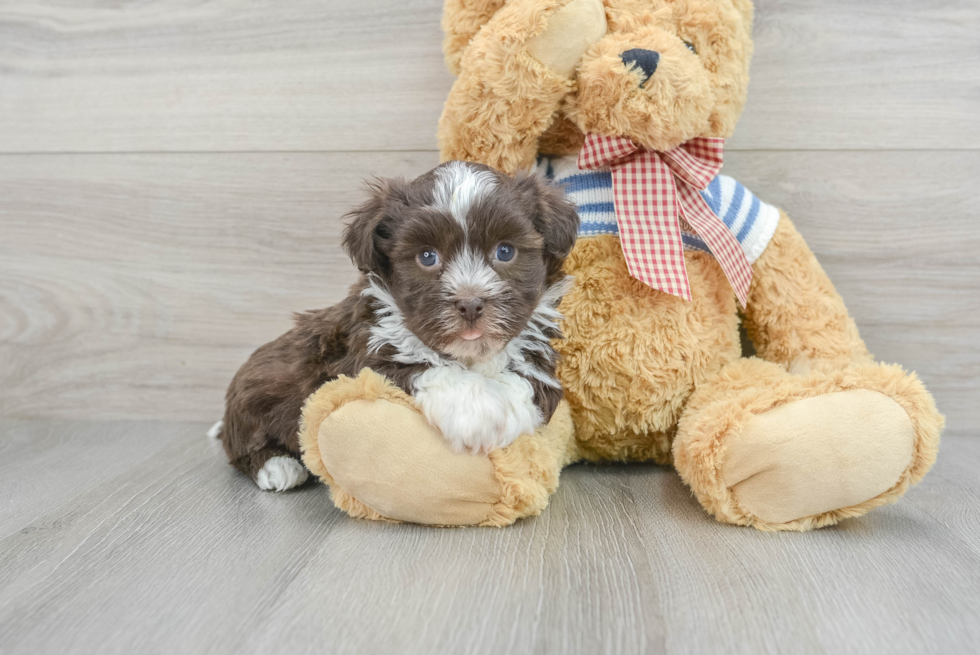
left=211, top=161, right=580, bottom=491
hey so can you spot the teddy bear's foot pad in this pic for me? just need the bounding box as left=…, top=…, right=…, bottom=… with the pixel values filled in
left=722, top=390, right=915, bottom=524
left=318, top=399, right=503, bottom=525
left=299, top=369, right=576, bottom=526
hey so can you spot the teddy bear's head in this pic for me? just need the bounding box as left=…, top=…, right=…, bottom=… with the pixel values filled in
left=444, top=0, right=755, bottom=158
left=563, top=0, right=754, bottom=153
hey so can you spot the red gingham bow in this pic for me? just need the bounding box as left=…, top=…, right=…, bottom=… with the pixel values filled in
left=578, top=133, right=752, bottom=305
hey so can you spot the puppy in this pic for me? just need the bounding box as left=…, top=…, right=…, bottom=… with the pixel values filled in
left=213, top=161, right=580, bottom=491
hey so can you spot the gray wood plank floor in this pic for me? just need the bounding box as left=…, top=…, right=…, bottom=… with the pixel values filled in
left=0, top=420, right=978, bottom=655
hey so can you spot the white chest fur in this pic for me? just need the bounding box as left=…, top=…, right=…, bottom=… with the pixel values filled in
left=413, top=353, right=543, bottom=454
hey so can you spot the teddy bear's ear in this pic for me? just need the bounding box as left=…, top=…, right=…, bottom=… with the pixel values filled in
left=341, top=178, right=409, bottom=278
left=514, top=171, right=580, bottom=263
left=731, top=0, right=754, bottom=27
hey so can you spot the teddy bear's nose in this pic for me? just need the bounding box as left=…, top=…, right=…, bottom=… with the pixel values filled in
left=621, top=48, right=660, bottom=85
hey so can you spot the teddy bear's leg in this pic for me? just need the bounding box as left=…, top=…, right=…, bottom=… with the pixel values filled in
left=671, top=215, right=943, bottom=531
left=438, top=0, right=606, bottom=173
left=298, top=369, right=578, bottom=526
left=671, top=357, right=942, bottom=531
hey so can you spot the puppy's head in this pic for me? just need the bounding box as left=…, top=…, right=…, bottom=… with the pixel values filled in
left=343, top=161, right=579, bottom=362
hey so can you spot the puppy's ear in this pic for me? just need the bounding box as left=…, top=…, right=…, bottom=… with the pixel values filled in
left=342, top=178, right=409, bottom=277
left=514, top=171, right=580, bottom=262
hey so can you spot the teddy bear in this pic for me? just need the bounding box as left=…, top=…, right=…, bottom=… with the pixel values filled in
left=296, top=0, right=943, bottom=531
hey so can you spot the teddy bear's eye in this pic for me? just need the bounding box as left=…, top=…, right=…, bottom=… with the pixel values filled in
left=683, top=41, right=697, bottom=55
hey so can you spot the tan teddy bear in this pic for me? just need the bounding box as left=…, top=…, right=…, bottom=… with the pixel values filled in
left=297, top=0, right=943, bottom=531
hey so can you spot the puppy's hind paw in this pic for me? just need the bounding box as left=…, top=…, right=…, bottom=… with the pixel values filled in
left=255, top=456, right=309, bottom=492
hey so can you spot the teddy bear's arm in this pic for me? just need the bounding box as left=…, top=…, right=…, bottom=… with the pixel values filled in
left=742, top=214, right=873, bottom=370
left=438, top=0, right=606, bottom=173
left=442, top=0, right=508, bottom=75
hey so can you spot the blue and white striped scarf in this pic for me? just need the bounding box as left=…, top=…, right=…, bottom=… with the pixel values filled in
left=537, top=154, right=780, bottom=264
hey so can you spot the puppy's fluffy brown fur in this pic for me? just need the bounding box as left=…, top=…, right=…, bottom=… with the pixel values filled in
left=216, top=161, right=579, bottom=490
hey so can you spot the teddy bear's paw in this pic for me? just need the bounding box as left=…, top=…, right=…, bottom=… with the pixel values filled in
left=255, top=456, right=309, bottom=492
left=674, top=359, right=943, bottom=530
left=526, top=0, right=607, bottom=77
left=299, top=369, right=575, bottom=526
left=311, top=398, right=505, bottom=525
left=720, top=390, right=916, bottom=526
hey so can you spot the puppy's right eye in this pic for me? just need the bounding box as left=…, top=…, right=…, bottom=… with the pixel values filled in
left=417, top=249, right=440, bottom=268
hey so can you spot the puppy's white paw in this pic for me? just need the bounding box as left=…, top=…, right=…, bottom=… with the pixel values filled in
left=255, top=456, right=308, bottom=492
left=414, top=365, right=542, bottom=454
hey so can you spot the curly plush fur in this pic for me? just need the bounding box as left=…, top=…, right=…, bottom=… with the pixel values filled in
left=434, top=0, right=943, bottom=529
left=295, top=0, right=943, bottom=530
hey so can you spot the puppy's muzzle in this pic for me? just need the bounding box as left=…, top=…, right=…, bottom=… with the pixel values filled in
left=454, top=297, right=485, bottom=322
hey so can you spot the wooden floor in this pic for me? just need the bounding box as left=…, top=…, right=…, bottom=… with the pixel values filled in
left=2, top=0, right=979, bottom=653
left=0, top=420, right=978, bottom=655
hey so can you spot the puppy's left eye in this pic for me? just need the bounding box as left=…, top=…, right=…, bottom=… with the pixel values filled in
left=495, top=244, right=516, bottom=262
left=417, top=249, right=440, bottom=267
left=683, top=40, right=697, bottom=54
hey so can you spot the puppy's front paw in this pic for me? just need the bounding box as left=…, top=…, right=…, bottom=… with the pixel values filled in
left=255, top=456, right=309, bottom=492
left=414, top=366, right=542, bottom=454
left=438, top=401, right=519, bottom=455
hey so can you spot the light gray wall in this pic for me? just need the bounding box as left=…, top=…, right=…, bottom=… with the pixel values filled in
left=1, top=0, right=977, bottom=435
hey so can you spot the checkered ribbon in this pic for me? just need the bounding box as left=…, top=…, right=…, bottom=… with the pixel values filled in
left=578, top=134, right=751, bottom=305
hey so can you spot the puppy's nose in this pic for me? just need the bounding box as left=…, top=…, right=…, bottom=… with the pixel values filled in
left=455, top=298, right=485, bottom=322
left=621, top=48, right=660, bottom=85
